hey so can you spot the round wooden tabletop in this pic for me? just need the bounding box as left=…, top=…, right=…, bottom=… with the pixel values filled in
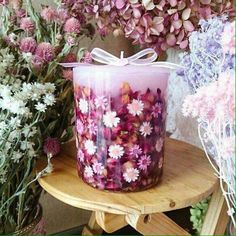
left=37, top=138, right=218, bottom=215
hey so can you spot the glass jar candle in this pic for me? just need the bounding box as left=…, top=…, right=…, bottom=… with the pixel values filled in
left=73, top=63, right=173, bottom=192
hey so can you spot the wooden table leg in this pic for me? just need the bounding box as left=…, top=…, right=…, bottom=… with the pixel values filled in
left=126, top=212, right=190, bottom=235
left=201, top=184, right=229, bottom=235
left=82, top=212, right=103, bottom=236
left=95, top=211, right=127, bottom=233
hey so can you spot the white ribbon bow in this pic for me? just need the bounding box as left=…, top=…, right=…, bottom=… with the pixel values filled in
left=60, top=48, right=183, bottom=69
left=91, top=47, right=157, bottom=66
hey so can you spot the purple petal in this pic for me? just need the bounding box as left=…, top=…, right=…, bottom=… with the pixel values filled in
left=166, top=33, right=177, bottom=46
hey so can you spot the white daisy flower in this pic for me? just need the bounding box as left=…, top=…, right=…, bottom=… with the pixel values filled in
left=94, top=96, right=108, bottom=110
left=127, top=99, right=144, bottom=116
left=92, top=162, right=105, bottom=175
left=84, top=139, right=97, bottom=155
left=108, top=144, right=124, bottom=159
left=103, top=111, right=120, bottom=128
left=84, top=166, right=94, bottom=178
left=140, top=122, right=153, bottom=137
left=44, top=94, right=55, bottom=106
left=123, top=168, right=139, bottom=183
left=79, top=98, right=88, bottom=114
left=35, top=102, right=47, bottom=112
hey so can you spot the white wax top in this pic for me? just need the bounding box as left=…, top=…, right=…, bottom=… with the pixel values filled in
left=73, top=65, right=171, bottom=96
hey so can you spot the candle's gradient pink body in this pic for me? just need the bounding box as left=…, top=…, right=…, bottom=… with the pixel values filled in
left=73, top=64, right=171, bottom=192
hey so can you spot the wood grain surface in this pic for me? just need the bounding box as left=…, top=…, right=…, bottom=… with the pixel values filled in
left=37, top=138, right=218, bottom=215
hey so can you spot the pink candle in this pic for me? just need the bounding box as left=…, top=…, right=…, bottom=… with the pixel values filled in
left=73, top=64, right=173, bottom=192
left=64, top=48, right=180, bottom=192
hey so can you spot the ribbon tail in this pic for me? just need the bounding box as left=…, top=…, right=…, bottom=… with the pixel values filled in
left=151, top=61, right=185, bottom=69
left=59, top=62, right=82, bottom=68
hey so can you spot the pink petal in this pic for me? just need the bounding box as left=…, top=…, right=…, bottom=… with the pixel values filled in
left=161, top=42, right=168, bottom=51
left=153, top=16, right=164, bottom=24
left=169, top=0, right=177, bottom=7
left=156, top=5, right=163, bottom=11
left=173, top=12, right=179, bottom=21
left=133, top=8, right=141, bottom=18
left=136, top=26, right=144, bottom=34
left=177, top=29, right=185, bottom=42
left=182, top=8, right=191, bottom=20
left=166, top=33, right=177, bottom=46
left=115, top=0, right=125, bottom=9
left=170, top=25, right=175, bottom=33
left=179, top=39, right=188, bottom=49
left=172, top=19, right=182, bottom=29
left=178, top=1, right=186, bottom=10
left=200, top=0, right=211, bottom=4
left=183, top=20, right=195, bottom=32
left=156, top=23, right=164, bottom=32
left=167, top=8, right=177, bottom=15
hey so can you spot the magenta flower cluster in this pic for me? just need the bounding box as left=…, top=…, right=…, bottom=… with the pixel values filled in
left=74, top=82, right=166, bottom=192
left=85, top=0, right=234, bottom=53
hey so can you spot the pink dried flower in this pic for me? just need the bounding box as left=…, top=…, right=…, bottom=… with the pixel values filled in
left=41, top=6, right=57, bottom=22
left=0, top=0, right=9, bottom=6
left=76, top=119, right=84, bottom=134
left=64, top=17, right=81, bottom=34
left=43, top=138, right=61, bottom=157
left=66, top=35, right=76, bottom=45
left=155, top=138, right=164, bottom=152
left=31, top=55, right=44, bottom=69
left=20, top=17, right=35, bottom=33
left=62, top=69, right=73, bottom=81
left=35, top=42, right=54, bottom=62
left=92, top=162, right=105, bottom=174
left=81, top=51, right=93, bottom=64
left=16, top=9, right=26, bottom=18
left=57, top=8, right=70, bottom=22
left=19, top=37, right=37, bottom=53
left=138, top=154, right=151, bottom=171
left=129, top=144, right=142, bottom=158
left=63, top=53, right=77, bottom=63
left=182, top=70, right=235, bottom=123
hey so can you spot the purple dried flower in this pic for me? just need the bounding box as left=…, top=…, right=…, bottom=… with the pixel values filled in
left=43, top=138, right=61, bottom=157
left=19, top=37, right=37, bottom=53
left=35, top=42, right=54, bottom=62
left=20, top=17, right=35, bottom=33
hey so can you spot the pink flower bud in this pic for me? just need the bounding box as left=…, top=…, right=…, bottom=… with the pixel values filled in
left=19, top=37, right=37, bottom=53
left=64, top=17, right=81, bottom=34
left=43, top=138, right=61, bottom=157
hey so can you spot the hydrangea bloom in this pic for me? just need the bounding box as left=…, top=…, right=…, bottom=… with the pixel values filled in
left=177, top=17, right=234, bottom=91
left=86, top=0, right=234, bottom=53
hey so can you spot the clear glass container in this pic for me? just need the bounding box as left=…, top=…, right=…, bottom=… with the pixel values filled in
left=73, top=64, right=171, bottom=192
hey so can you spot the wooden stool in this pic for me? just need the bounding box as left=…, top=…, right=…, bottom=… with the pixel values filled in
left=37, top=138, right=229, bottom=235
